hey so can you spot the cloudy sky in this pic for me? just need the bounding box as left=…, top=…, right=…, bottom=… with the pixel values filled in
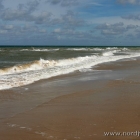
left=0, top=0, right=140, bottom=46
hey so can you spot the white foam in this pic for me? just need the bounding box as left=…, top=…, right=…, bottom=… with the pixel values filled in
left=102, top=50, right=120, bottom=56
left=79, top=68, right=93, bottom=72
left=20, top=127, right=26, bottom=129
left=20, top=49, right=29, bottom=51
left=122, top=48, right=129, bottom=51
left=106, top=47, right=118, bottom=50
left=0, top=51, right=140, bottom=90
left=103, top=51, right=114, bottom=56
left=9, top=124, right=18, bottom=127
left=40, top=132, right=46, bottom=136
left=20, top=48, right=59, bottom=52
left=67, top=48, right=104, bottom=51
left=92, top=48, right=104, bottom=51
left=0, top=58, right=57, bottom=75
left=32, top=48, right=59, bottom=52
left=67, top=48, right=87, bottom=51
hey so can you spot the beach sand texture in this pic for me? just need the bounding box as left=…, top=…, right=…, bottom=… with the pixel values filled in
left=0, top=58, right=140, bottom=140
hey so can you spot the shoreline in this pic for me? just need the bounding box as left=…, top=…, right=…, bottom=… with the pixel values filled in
left=0, top=57, right=140, bottom=139
left=0, top=53, right=140, bottom=91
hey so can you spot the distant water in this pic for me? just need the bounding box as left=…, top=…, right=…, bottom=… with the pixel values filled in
left=0, top=46, right=140, bottom=90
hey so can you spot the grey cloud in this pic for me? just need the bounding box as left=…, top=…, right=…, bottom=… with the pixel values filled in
left=96, top=22, right=127, bottom=35
left=51, top=27, right=94, bottom=41
left=3, top=25, right=14, bottom=30
left=0, top=8, right=52, bottom=24
left=39, top=29, right=47, bottom=33
left=0, top=9, right=31, bottom=21
left=61, top=0, right=79, bottom=6
left=17, top=0, right=40, bottom=13
left=21, top=25, right=38, bottom=33
left=0, top=25, right=14, bottom=31
left=0, top=0, right=4, bottom=9
left=0, top=7, right=83, bottom=27
left=96, top=22, right=124, bottom=29
left=0, top=0, right=47, bottom=23
left=134, top=27, right=140, bottom=33
left=26, top=0, right=40, bottom=12
left=126, top=33, right=135, bottom=38
left=0, top=24, right=48, bottom=42
left=50, top=11, right=85, bottom=28
left=0, top=30, right=7, bottom=34
left=17, top=4, right=25, bottom=10
left=32, top=12, right=52, bottom=24
left=47, top=0, right=61, bottom=5
left=0, top=1, right=83, bottom=27
left=47, top=0, right=79, bottom=6
left=52, top=28, right=76, bottom=36
left=126, top=24, right=139, bottom=29
left=117, top=0, right=140, bottom=4
left=122, top=14, right=140, bottom=20
left=61, top=11, right=84, bottom=27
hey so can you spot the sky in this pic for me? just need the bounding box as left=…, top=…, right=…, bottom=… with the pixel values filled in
left=0, top=0, right=140, bottom=46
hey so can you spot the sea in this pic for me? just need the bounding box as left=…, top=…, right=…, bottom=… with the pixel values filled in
left=0, top=46, right=140, bottom=90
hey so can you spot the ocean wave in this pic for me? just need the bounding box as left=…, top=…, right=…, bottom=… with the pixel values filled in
left=102, top=51, right=114, bottom=56
left=92, top=48, right=104, bottom=51
left=67, top=48, right=88, bottom=51
left=0, top=59, right=57, bottom=75
left=66, top=47, right=124, bottom=52
left=122, top=48, right=129, bottom=51
left=20, top=48, right=59, bottom=52
left=67, top=48, right=104, bottom=51
left=0, top=50, right=140, bottom=90
left=106, top=47, right=118, bottom=50
left=102, top=50, right=120, bottom=56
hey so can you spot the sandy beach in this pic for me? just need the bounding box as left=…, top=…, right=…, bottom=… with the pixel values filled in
left=0, top=58, right=140, bottom=140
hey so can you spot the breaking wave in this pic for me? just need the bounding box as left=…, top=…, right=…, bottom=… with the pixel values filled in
left=0, top=49, right=140, bottom=90
left=20, top=48, right=59, bottom=52
left=0, top=59, right=57, bottom=75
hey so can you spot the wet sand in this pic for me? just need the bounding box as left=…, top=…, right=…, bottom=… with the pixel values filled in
left=0, top=58, right=140, bottom=140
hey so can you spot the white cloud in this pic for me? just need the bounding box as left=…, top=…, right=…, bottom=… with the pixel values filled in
left=96, top=22, right=127, bottom=35
left=89, top=16, right=140, bottom=26
left=0, top=30, right=7, bottom=34
left=53, top=28, right=61, bottom=33
left=117, top=0, right=140, bottom=4
left=47, top=0, right=79, bottom=7
left=4, top=25, right=14, bottom=30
